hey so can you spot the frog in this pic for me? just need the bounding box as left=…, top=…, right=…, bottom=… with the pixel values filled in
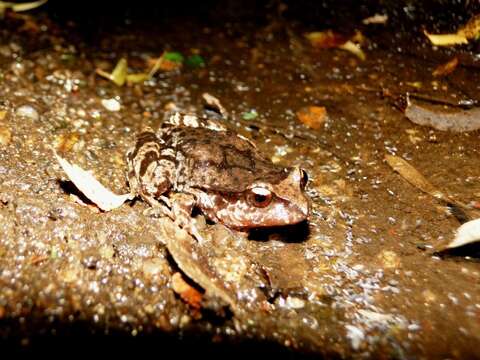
left=126, top=111, right=310, bottom=233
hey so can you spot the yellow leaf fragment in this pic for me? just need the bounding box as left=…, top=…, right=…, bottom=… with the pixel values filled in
left=424, top=30, right=468, bottom=46
left=338, top=40, right=366, bottom=60
left=54, top=152, right=133, bottom=211
left=0, top=0, right=47, bottom=13
left=109, top=58, right=128, bottom=86
left=126, top=73, right=149, bottom=84
left=96, top=58, right=127, bottom=86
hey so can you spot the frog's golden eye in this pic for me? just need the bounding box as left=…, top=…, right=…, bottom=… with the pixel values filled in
left=247, top=187, right=272, bottom=208
left=300, top=169, right=309, bottom=189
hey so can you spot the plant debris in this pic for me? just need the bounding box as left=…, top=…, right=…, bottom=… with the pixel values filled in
left=242, top=110, right=258, bottom=120
left=96, top=58, right=128, bottom=86
left=0, top=0, right=47, bottom=16
left=171, top=272, right=203, bottom=309
left=424, top=13, right=480, bottom=46
left=296, top=106, right=328, bottom=130
left=446, top=218, right=480, bottom=250
left=96, top=57, right=163, bottom=86
left=432, top=57, right=459, bottom=77
left=362, top=14, right=388, bottom=25
left=185, top=54, right=205, bottom=68
left=202, top=92, right=228, bottom=118
left=404, top=95, right=480, bottom=132
left=385, top=154, right=468, bottom=211
left=306, top=30, right=366, bottom=60
left=54, top=152, right=133, bottom=211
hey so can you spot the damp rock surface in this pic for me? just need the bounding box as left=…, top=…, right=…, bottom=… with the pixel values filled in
left=1, top=5, right=480, bottom=358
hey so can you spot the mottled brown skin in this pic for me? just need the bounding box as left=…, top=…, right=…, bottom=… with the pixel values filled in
left=127, top=113, right=310, bottom=231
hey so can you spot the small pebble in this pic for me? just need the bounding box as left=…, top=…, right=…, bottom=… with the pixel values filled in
left=101, top=98, right=121, bottom=112
left=285, top=296, right=306, bottom=309
left=142, top=258, right=169, bottom=278
left=16, top=105, right=39, bottom=121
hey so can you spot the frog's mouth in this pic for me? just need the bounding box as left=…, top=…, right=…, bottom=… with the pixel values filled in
left=196, top=190, right=310, bottom=231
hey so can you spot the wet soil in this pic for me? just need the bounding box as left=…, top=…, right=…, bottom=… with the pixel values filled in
left=1, top=7, right=480, bottom=358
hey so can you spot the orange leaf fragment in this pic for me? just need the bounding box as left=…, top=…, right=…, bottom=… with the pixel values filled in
left=296, top=106, right=328, bottom=130
left=432, top=57, right=459, bottom=77
left=171, top=272, right=203, bottom=309
left=305, top=30, right=346, bottom=48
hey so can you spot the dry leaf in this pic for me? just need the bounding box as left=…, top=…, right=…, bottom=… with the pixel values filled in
left=0, top=0, right=47, bottom=14
left=362, top=14, right=388, bottom=25
left=405, top=96, right=480, bottom=132
left=338, top=40, right=366, bottom=61
left=424, top=31, right=468, bottom=46
left=296, top=106, right=328, bottom=130
left=446, top=218, right=480, bottom=249
left=171, top=272, right=203, bottom=309
left=458, top=14, right=480, bottom=40
left=432, top=57, right=459, bottom=77
left=306, top=30, right=366, bottom=60
left=202, top=92, right=228, bottom=118
left=54, top=152, right=133, bottom=211
left=385, top=155, right=448, bottom=201
left=305, top=30, right=346, bottom=48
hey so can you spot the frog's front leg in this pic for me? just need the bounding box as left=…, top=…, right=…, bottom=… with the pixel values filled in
left=170, top=193, right=205, bottom=242
left=127, top=130, right=175, bottom=219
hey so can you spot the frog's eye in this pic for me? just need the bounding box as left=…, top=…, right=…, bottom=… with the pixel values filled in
left=300, top=169, right=309, bottom=189
left=247, top=187, right=273, bottom=208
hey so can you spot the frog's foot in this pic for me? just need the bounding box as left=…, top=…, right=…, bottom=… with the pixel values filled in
left=170, top=193, right=206, bottom=243
left=143, top=205, right=172, bottom=219
left=142, top=194, right=173, bottom=219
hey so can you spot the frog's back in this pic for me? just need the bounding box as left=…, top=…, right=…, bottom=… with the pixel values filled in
left=170, top=126, right=288, bottom=193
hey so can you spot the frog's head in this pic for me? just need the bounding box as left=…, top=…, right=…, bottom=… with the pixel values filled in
left=197, top=167, right=310, bottom=230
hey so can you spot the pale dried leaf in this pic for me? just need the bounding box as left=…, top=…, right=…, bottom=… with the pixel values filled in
left=202, top=92, right=228, bottom=118
left=55, top=152, right=133, bottom=211
left=447, top=218, right=480, bottom=249
left=0, top=0, right=47, bottom=13
left=362, top=14, right=388, bottom=25
left=385, top=155, right=446, bottom=200
left=338, top=40, right=366, bottom=60
left=424, top=31, right=468, bottom=46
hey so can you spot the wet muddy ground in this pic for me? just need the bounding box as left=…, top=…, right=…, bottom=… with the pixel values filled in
left=1, top=6, right=480, bottom=358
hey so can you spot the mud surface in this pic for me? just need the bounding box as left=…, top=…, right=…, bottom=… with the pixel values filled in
left=1, top=5, right=480, bottom=358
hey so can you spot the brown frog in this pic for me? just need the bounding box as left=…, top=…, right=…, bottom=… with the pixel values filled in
left=126, top=112, right=310, bottom=232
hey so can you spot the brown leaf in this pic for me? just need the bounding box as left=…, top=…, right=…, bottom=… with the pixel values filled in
left=171, top=272, right=203, bottom=309
left=296, top=106, right=328, bottom=130
left=432, top=57, right=459, bottom=77
left=385, top=154, right=447, bottom=201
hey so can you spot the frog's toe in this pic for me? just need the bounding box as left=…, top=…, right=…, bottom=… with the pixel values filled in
left=143, top=206, right=173, bottom=219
